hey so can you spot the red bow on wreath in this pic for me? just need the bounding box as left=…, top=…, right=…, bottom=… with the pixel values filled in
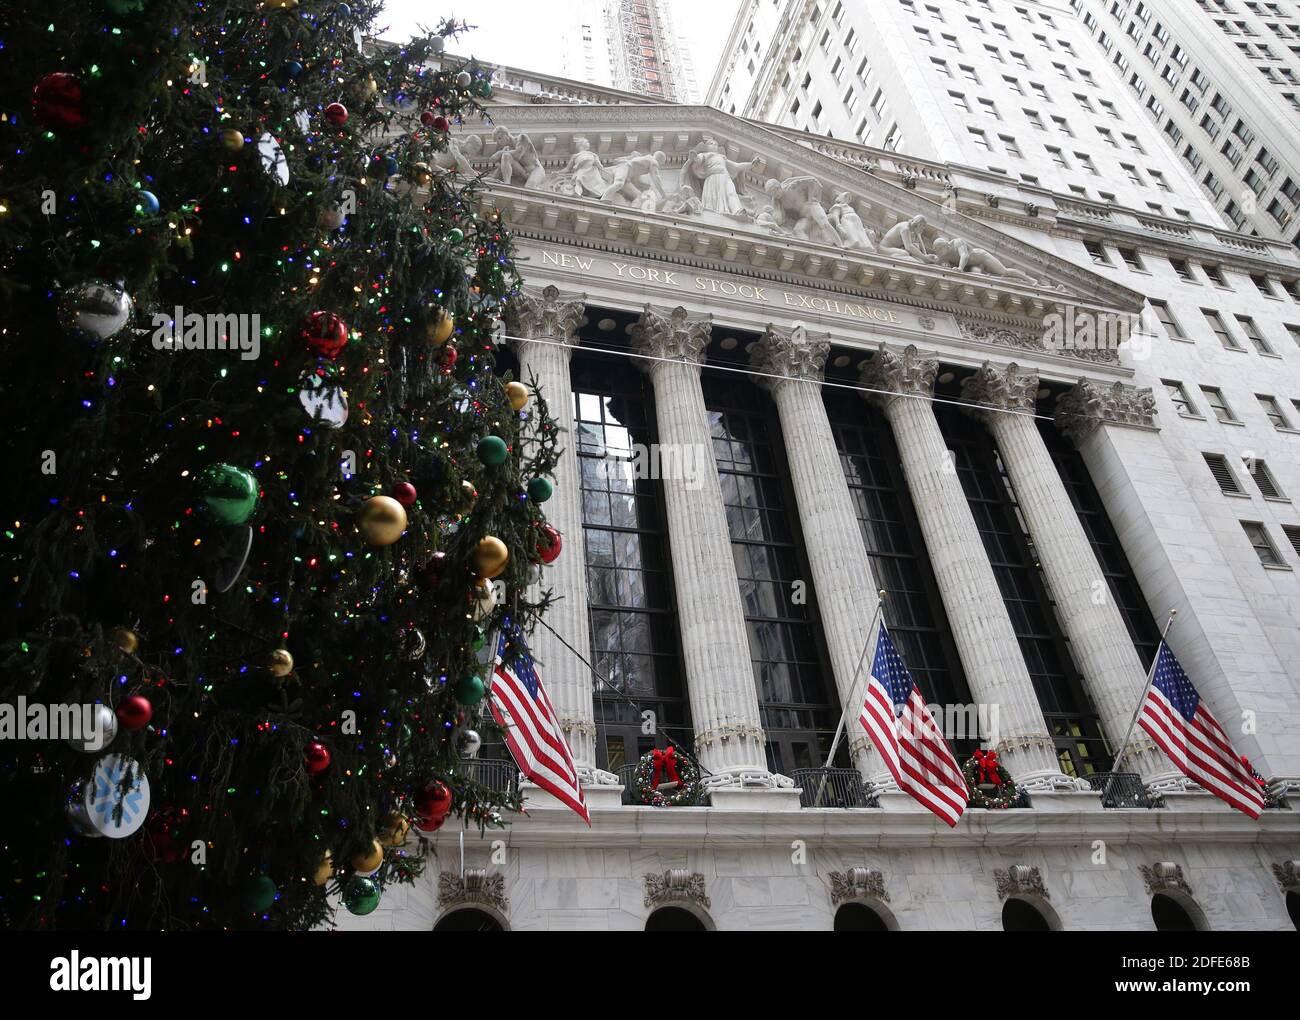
left=973, top=749, right=1002, bottom=786
left=651, top=747, right=682, bottom=789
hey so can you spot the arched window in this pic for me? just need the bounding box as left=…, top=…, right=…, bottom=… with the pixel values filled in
left=645, top=906, right=709, bottom=931
left=834, top=902, right=891, bottom=931
left=1151, top=892, right=1207, bottom=931
left=1002, top=897, right=1053, bottom=931
left=433, top=907, right=506, bottom=932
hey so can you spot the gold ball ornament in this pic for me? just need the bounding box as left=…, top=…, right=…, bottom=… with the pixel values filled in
left=312, top=850, right=333, bottom=887
left=352, top=839, right=384, bottom=875
left=110, top=627, right=139, bottom=655
left=378, top=813, right=410, bottom=847
left=219, top=128, right=245, bottom=152
left=505, top=381, right=529, bottom=411
left=357, top=495, right=408, bottom=546
left=267, top=648, right=294, bottom=678
left=473, top=537, right=509, bottom=579
left=426, top=307, right=455, bottom=345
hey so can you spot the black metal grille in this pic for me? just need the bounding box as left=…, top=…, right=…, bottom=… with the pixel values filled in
left=791, top=767, right=877, bottom=808
left=461, top=759, right=519, bottom=797
left=1083, top=771, right=1161, bottom=809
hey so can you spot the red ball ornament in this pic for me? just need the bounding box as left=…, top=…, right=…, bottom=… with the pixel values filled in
left=116, top=695, right=153, bottom=731
left=391, top=481, right=418, bottom=507
left=304, top=741, right=332, bottom=774
left=415, top=781, right=452, bottom=820
left=324, top=101, right=349, bottom=126
left=33, top=73, right=87, bottom=132
left=440, top=344, right=458, bottom=369
left=413, top=813, right=446, bottom=833
left=417, top=550, right=447, bottom=590
left=537, top=525, right=563, bottom=564
left=431, top=115, right=451, bottom=133
left=301, top=311, right=349, bottom=359
left=420, top=110, right=435, bottom=126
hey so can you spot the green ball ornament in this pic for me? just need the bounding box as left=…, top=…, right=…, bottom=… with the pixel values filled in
left=240, top=875, right=277, bottom=913
left=527, top=477, right=554, bottom=503
left=344, top=876, right=380, bottom=916
left=477, top=435, right=508, bottom=466
left=471, top=627, right=486, bottom=653
left=196, top=463, right=259, bottom=525
left=454, top=673, right=486, bottom=706
left=475, top=80, right=493, bottom=98
left=446, top=227, right=464, bottom=244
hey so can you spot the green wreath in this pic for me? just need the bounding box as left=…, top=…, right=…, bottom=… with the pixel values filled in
left=633, top=748, right=700, bottom=806
left=962, top=750, right=1023, bottom=809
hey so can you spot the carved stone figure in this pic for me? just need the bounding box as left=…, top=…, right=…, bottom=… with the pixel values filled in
left=878, top=214, right=939, bottom=263
left=932, top=235, right=1039, bottom=285
left=661, top=184, right=703, bottom=217
left=752, top=203, right=789, bottom=235
left=431, top=132, right=483, bottom=177
left=828, top=192, right=876, bottom=252
left=555, top=136, right=612, bottom=198
left=601, top=149, right=668, bottom=207
left=490, top=126, right=546, bottom=190
left=762, top=176, right=843, bottom=246
left=685, top=135, right=756, bottom=216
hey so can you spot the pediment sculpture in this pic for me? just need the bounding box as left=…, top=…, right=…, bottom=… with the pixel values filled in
left=468, top=128, right=1056, bottom=289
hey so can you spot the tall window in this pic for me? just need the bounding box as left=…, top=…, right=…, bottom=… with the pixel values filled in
left=703, top=373, right=838, bottom=775
left=572, top=351, right=691, bottom=773
left=825, top=391, right=978, bottom=758
left=935, top=405, right=1110, bottom=775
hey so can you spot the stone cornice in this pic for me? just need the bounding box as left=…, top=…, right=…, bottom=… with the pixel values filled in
left=445, top=799, right=1300, bottom=850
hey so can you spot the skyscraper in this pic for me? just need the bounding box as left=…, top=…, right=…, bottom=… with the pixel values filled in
left=1070, top=0, right=1300, bottom=246
left=606, top=0, right=700, bottom=101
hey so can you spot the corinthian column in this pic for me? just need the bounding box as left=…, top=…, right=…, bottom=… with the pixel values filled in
left=505, top=285, right=613, bottom=785
left=962, top=362, right=1163, bottom=781
left=749, top=324, right=887, bottom=784
left=860, top=345, right=1070, bottom=788
left=630, top=305, right=777, bottom=789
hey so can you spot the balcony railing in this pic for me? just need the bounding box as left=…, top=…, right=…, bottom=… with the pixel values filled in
left=461, top=758, right=519, bottom=797
left=791, top=767, right=877, bottom=808
left=1082, top=771, right=1161, bottom=809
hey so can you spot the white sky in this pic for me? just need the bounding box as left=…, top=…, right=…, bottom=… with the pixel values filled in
left=378, top=0, right=743, bottom=90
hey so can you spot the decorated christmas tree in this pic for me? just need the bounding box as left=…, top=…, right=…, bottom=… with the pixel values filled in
left=0, top=0, right=558, bottom=929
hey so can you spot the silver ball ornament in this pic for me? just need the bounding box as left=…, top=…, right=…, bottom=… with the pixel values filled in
left=58, top=280, right=134, bottom=340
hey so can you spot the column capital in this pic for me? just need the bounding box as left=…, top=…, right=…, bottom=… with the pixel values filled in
left=505, top=284, right=586, bottom=348
left=749, top=322, right=829, bottom=391
left=960, top=361, right=1039, bottom=422
left=1055, top=378, right=1157, bottom=444
left=630, top=304, right=712, bottom=366
left=859, top=343, right=938, bottom=407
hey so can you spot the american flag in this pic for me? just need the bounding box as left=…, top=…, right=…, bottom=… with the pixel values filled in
left=858, top=622, right=968, bottom=827
left=1138, top=642, right=1264, bottom=819
left=488, top=620, right=590, bottom=825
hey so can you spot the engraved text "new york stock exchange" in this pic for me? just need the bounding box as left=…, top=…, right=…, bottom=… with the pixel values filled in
left=540, top=250, right=903, bottom=325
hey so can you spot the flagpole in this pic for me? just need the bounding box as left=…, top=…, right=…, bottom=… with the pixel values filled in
left=1099, top=609, right=1177, bottom=806
left=531, top=613, right=714, bottom=782
left=812, top=590, right=886, bottom=807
